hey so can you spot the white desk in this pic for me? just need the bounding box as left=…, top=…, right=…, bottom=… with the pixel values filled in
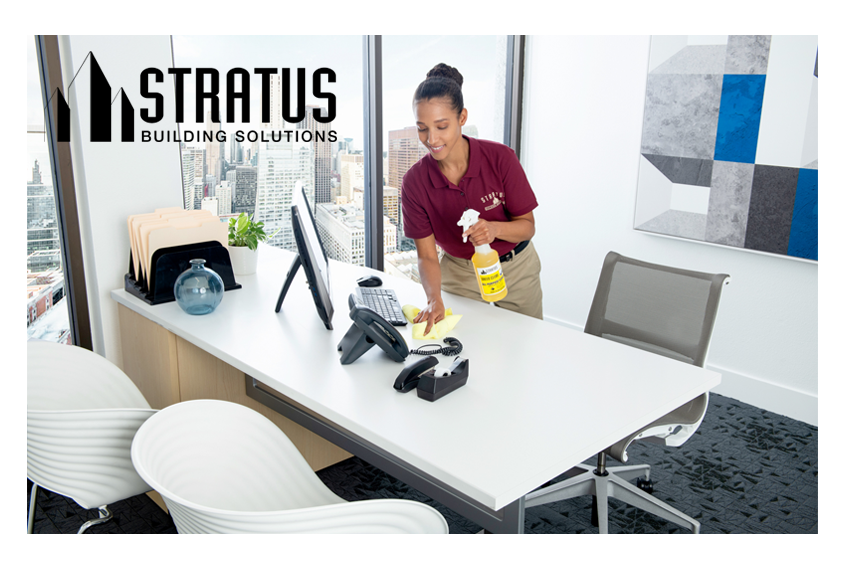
left=112, top=244, right=721, bottom=533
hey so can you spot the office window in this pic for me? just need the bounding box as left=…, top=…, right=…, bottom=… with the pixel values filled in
left=380, top=35, right=510, bottom=283
left=172, top=36, right=364, bottom=266
left=27, top=38, right=72, bottom=344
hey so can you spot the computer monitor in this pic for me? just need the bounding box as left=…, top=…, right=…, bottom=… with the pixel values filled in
left=275, top=183, right=334, bottom=330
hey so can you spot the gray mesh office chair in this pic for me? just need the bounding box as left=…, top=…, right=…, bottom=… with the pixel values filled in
left=525, top=251, right=729, bottom=533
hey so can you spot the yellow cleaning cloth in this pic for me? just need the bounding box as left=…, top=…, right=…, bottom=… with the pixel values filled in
left=402, top=305, right=463, bottom=340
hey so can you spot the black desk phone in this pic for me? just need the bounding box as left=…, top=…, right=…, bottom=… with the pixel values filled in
left=338, top=294, right=409, bottom=365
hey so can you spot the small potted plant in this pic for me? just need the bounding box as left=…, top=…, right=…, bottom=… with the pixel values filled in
left=227, top=213, right=277, bottom=276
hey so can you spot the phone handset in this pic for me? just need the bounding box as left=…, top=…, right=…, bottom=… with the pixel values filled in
left=338, top=294, right=409, bottom=365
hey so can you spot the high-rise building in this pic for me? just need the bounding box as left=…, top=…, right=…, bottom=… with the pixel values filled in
left=233, top=165, right=258, bottom=216
left=383, top=217, right=397, bottom=254
left=334, top=148, right=348, bottom=178
left=31, top=160, right=42, bottom=184
left=201, top=197, right=219, bottom=216
left=298, top=105, right=333, bottom=206
left=255, top=140, right=314, bottom=251
left=388, top=127, right=427, bottom=251
left=27, top=160, right=61, bottom=270
left=383, top=186, right=399, bottom=227
left=261, top=74, right=287, bottom=132
left=193, top=182, right=206, bottom=210
left=180, top=147, right=205, bottom=210
left=388, top=126, right=427, bottom=196
left=260, top=80, right=331, bottom=207
left=205, top=111, right=224, bottom=185
left=230, top=138, right=241, bottom=164
left=205, top=175, right=217, bottom=198
left=215, top=181, right=232, bottom=215
left=340, top=153, right=364, bottom=202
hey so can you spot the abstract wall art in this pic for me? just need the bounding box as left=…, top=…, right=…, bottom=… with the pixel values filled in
left=634, top=35, right=818, bottom=261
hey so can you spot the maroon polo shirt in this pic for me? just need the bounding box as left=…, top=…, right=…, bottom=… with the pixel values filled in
left=401, top=135, right=538, bottom=260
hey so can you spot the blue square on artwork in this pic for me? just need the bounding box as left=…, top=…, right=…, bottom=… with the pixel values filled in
left=714, top=75, right=767, bottom=164
left=787, top=168, right=845, bottom=260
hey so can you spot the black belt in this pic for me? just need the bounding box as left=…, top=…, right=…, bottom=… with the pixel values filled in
left=499, top=240, right=530, bottom=262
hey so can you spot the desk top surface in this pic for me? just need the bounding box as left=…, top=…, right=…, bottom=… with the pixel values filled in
left=112, top=244, right=721, bottom=511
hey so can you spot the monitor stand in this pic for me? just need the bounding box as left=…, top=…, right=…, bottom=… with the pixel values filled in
left=275, top=254, right=301, bottom=313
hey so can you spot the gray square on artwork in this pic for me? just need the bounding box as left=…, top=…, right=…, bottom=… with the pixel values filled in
left=724, top=35, right=772, bottom=75
left=745, top=165, right=800, bottom=255
left=640, top=74, right=723, bottom=160
left=705, top=160, right=755, bottom=247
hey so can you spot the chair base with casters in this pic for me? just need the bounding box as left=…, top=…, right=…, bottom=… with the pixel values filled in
left=525, top=452, right=700, bottom=534
left=525, top=393, right=709, bottom=533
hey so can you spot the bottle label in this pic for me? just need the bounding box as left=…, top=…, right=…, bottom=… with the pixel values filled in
left=477, top=262, right=506, bottom=295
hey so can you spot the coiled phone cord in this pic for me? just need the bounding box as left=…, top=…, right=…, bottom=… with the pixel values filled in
left=409, top=337, right=463, bottom=357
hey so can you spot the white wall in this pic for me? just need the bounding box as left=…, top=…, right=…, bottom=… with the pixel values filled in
left=522, top=36, right=818, bottom=425
left=60, top=35, right=183, bottom=368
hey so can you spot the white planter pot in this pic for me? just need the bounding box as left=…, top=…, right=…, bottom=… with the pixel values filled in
left=228, top=245, right=259, bottom=276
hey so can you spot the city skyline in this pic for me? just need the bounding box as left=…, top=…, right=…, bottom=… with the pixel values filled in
left=171, top=35, right=506, bottom=152
left=25, top=35, right=510, bottom=345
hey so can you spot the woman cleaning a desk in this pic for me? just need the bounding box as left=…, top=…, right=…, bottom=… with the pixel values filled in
left=401, top=63, right=544, bottom=335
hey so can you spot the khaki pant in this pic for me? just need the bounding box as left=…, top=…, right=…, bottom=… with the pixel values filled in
left=440, top=241, right=543, bottom=320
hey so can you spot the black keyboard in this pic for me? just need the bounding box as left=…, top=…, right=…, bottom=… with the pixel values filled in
left=355, top=287, right=407, bottom=326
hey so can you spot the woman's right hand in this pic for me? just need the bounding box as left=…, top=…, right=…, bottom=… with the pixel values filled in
left=414, top=297, right=446, bottom=337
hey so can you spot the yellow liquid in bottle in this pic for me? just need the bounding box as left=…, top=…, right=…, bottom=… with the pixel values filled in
left=471, top=245, right=508, bottom=303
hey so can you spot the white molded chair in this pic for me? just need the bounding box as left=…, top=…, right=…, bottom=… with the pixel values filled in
left=27, top=340, right=157, bottom=533
left=525, top=251, right=730, bottom=533
left=131, top=399, right=449, bottom=533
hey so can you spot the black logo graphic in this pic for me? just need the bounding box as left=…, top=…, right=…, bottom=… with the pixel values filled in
left=52, top=52, right=134, bottom=143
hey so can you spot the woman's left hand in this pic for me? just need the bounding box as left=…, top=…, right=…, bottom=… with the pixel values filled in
left=462, top=218, right=499, bottom=247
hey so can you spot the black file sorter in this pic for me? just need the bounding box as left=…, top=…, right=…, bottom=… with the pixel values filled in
left=125, top=241, right=241, bottom=306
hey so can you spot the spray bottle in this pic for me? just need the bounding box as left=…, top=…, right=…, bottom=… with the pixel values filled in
left=457, top=209, right=508, bottom=303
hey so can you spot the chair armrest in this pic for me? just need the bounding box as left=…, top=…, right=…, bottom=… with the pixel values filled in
left=606, top=393, right=709, bottom=463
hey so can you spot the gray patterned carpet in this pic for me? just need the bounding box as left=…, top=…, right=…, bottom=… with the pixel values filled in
left=27, top=393, right=817, bottom=534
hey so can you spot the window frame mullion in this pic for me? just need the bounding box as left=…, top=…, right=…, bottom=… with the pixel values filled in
left=362, top=35, right=384, bottom=271
left=34, top=34, right=93, bottom=350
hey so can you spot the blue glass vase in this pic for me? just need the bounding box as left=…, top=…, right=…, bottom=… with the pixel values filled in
left=174, top=259, right=224, bottom=315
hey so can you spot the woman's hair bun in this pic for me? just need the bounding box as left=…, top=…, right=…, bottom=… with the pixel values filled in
left=426, top=63, right=463, bottom=88
left=413, top=63, right=465, bottom=115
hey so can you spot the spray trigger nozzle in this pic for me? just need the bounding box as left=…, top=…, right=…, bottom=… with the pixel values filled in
left=457, top=209, right=480, bottom=243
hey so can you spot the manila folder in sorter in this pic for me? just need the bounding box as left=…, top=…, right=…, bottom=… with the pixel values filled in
left=146, top=218, right=228, bottom=283
left=137, top=210, right=212, bottom=283
left=127, top=207, right=183, bottom=278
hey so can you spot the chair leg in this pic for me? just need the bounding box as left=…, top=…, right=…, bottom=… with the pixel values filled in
left=594, top=476, right=610, bottom=534
left=607, top=473, right=700, bottom=533
left=607, top=463, right=651, bottom=482
left=77, top=505, right=113, bottom=534
left=28, top=483, right=38, bottom=534
left=524, top=470, right=596, bottom=508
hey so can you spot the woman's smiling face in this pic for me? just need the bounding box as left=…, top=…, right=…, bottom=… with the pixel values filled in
left=414, top=97, right=467, bottom=162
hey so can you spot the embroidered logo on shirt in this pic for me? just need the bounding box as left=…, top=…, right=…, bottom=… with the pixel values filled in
left=481, top=192, right=505, bottom=211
